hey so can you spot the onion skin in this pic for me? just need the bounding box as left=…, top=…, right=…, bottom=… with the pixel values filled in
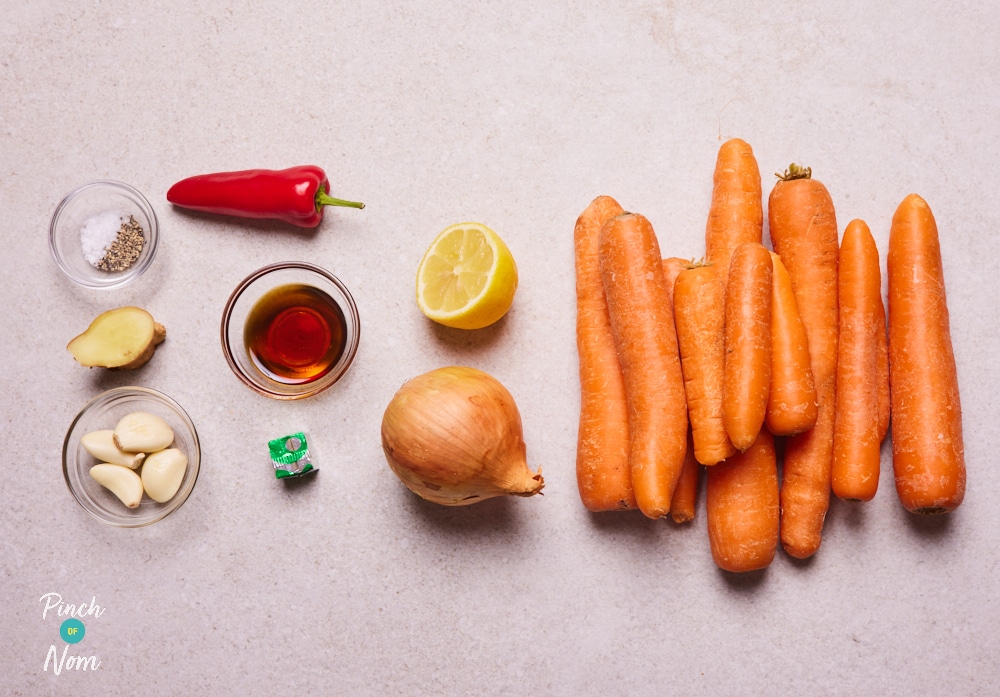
left=381, top=366, right=544, bottom=506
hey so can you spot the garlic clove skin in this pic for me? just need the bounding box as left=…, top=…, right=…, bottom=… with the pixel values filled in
left=140, top=448, right=188, bottom=503
left=381, top=366, right=544, bottom=506
left=113, top=411, right=174, bottom=453
left=90, top=463, right=144, bottom=509
left=81, top=430, right=145, bottom=469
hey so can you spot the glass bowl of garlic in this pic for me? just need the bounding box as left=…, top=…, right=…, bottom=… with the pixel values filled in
left=63, top=386, right=201, bottom=527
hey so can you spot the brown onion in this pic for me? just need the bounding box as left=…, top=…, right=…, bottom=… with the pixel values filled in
left=380, top=366, right=544, bottom=506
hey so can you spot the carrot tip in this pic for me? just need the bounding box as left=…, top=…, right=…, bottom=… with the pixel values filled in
left=910, top=506, right=951, bottom=516
left=775, top=164, right=812, bottom=181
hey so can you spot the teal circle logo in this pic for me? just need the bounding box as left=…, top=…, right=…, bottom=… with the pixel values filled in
left=60, top=618, right=85, bottom=644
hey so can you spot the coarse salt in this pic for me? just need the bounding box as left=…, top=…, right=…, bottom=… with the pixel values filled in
left=80, top=212, right=124, bottom=266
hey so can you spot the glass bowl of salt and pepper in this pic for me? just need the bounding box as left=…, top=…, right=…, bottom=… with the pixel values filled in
left=49, top=180, right=159, bottom=290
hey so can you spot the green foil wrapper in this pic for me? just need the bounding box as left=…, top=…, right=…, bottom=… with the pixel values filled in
left=268, top=432, right=316, bottom=479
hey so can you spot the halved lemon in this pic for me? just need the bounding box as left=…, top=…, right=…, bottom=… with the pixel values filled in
left=416, top=222, right=518, bottom=330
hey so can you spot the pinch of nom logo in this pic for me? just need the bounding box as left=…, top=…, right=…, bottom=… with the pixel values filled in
left=40, top=592, right=104, bottom=675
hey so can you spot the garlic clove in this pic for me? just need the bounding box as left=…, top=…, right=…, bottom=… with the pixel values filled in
left=90, top=463, right=144, bottom=509
left=140, top=448, right=188, bottom=503
left=81, top=430, right=145, bottom=469
left=113, top=411, right=174, bottom=453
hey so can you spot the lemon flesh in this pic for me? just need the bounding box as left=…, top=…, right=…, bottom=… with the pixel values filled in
left=416, top=222, right=518, bottom=330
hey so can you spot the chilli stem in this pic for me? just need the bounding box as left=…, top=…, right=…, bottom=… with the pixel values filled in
left=316, top=191, right=366, bottom=210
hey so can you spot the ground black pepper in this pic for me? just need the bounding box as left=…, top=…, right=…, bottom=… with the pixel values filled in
left=97, top=216, right=145, bottom=272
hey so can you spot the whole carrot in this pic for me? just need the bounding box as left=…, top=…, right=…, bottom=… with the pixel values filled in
left=722, top=242, right=773, bottom=452
left=670, top=429, right=701, bottom=524
left=674, top=263, right=738, bottom=465
left=664, top=258, right=701, bottom=523
left=663, top=258, right=701, bottom=523
left=768, top=164, right=839, bottom=559
left=765, top=251, right=818, bottom=436
left=600, top=213, right=689, bottom=518
left=705, top=138, right=764, bottom=287
left=574, top=196, right=634, bottom=512
left=706, top=429, right=780, bottom=573
left=832, top=219, right=883, bottom=502
left=887, top=194, right=965, bottom=514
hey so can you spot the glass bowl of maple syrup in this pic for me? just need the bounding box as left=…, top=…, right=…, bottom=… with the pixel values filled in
left=221, top=262, right=360, bottom=399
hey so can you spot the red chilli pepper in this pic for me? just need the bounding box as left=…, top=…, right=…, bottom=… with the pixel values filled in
left=166, top=165, right=364, bottom=228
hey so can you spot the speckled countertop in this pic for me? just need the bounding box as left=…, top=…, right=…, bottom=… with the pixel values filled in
left=4, top=2, right=999, bottom=695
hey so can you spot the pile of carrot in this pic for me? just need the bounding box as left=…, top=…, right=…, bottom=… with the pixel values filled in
left=573, top=138, right=965, bottom=572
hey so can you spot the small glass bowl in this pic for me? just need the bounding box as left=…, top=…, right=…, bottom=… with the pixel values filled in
left=49, top=180, right=159, bottom=289
left=221, top=261, right=361, bottom=400
left=63, top=387, right=201, bottom=527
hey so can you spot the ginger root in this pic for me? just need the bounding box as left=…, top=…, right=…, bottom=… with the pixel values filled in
left=67, top=306, right=166, bottom=370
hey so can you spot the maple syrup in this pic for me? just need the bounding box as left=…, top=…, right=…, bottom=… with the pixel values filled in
left=244, top=283, right=348, bottom=384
